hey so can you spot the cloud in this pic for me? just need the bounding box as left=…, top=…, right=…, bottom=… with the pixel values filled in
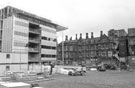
left=1, top=0, right=135, bottom=43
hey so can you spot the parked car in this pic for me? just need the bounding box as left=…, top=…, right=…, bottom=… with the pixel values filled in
left=68, top=68, right=85, bottom=76
left=120, top=62, right=127, bottom=70
left=97, top=65, right=106, bottom=72
left=104, top=64, right=116, bottom=70
left=31, top=83, right=44, bottom=88
left=110, top=65, right=116, bottom=70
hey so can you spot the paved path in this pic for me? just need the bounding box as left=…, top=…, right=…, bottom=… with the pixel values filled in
left=33, top=70, right=135, bottom=88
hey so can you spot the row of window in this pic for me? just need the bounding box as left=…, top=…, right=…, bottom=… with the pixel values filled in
left=41, top=54, right=56, bottom=58
left=14, top=42, right=27, bottom=47
left=16, top=13, right=56, bottom=29
left=14, top=30, right=57, bottom=43
left=15, top=20, right=28, bottom=27
left=14, top=41, right=56, bottom=49
left=15, top=20, right=56, bottom=34
left=41, top=45, right=56, bottom=50
left=41, top=36, right=57, bottom=42
left=62, top=51, right=112, bottom=57
left=14, top=31, right=28, bottom=37
left=6, top=53, right=56, bottom=59
left=42, top=27, right=56, bottom=34
left=61, top=44, right=114, bottom=51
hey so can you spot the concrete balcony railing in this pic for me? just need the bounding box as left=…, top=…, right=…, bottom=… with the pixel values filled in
left=28, top=57, right=39, bottom=62
left=29, top=28, right=40, bottom=34
left=29, top=38, right=40, bottom=43
left=28, top=48, right=39, bottom=52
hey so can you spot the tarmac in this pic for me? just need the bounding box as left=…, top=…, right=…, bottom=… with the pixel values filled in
left=37, top=70, right=135, bottom=88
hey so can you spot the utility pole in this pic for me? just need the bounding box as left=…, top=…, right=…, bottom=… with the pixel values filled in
left=62, top=31, right=64, bottom=65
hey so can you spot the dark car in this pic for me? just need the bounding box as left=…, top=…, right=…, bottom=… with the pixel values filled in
left=104, top=64, right=116, bottom=70
left=97, top=65, right=106, bottom=72
left=110, top=65, right=116, bottom=70
left=104, top=64, right=111, bottom=69
left=31, top=83, right=39, bottom=88
left=120, top=62, right=127, bottom=70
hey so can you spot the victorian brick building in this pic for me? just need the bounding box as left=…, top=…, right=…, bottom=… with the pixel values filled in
left=57, top=28, right=135, bottom=68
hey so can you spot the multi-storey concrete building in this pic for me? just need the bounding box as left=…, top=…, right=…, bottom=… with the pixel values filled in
left=0, top=6, right=66, bottom=75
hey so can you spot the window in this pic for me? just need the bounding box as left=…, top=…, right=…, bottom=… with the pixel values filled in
left=48, top=38, right=50, bottom=41
left=14, top=31, right=28, bottom=37
left=41, top=45, right=56, bottom=50
left=42, top=27, right=56, bottom=34
left=15, top=20, right=28, bottom=27
left=41, top=36, right=57, bottom=42
left=16, top=13, right=56, bottom=29
left=6, top=54, right=10, bottom=59
left=53, top=39, right=57, bottom=42
left=41, top=54, right=56, bottom=58
left=41, top=36, right=47, bottom=40
left=0, top=20, right=3, bottom=29
left=6, top=66, right=10, bottom=71
left=14, top=42, right=26, bottom=47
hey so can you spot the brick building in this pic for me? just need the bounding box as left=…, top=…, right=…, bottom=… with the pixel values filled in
left=57, top=30, right=125, bottom=66
left=127, top=28, right=135, bottom=69
left=57, top=27, right=135, bottom=68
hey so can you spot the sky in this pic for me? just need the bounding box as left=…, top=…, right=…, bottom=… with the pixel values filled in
left=0, top=0, right=135, bottom=43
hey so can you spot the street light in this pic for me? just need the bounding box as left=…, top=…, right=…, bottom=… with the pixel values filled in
left=62, top=31, right=64, bottom=65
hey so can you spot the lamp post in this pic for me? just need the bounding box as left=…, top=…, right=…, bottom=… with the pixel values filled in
left=62, top=31, right=64, bottom=65
left=25, top=43, right=29, bottom=71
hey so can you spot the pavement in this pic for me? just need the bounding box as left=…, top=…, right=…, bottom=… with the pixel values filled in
left=32, top=70, right=135, bottom=88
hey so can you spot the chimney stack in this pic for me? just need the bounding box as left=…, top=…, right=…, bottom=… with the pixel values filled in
left=100, top=31, right=103, bottom=37
left=86, top=33, right=89, bottom=39
left=91, top=32, right=94, bottom=38
left=76, top=34, right=78, bottom=40
left=80, top=33, right=82, bottom=39
left=65, top=35, right=68, bottom=41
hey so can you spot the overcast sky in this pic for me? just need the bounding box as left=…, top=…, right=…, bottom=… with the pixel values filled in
left=0, top=0, right=135, bottom=42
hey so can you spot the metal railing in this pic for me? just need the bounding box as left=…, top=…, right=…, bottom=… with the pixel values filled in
left=29, top=38, right=40, bottom=43
left=28, top=48, right=39, bottom=52
left=29, top=28, right=40, bottom=34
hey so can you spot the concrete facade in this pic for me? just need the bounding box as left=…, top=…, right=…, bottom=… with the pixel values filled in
left=0, top=53, right=28, bottom=75
left=0, top=6, right=67, bottom=75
